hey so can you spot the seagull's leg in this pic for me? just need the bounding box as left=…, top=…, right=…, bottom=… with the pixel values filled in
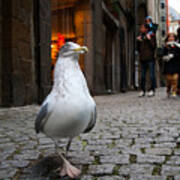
left=66, top=138, right=72, bottom=157
left=53, top=139, right=81, bottom=178
left=35, top=133, right=41, bottom=147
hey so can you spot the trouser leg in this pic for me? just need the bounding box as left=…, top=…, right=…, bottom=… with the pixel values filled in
left=177, top=73, right=180, bottom=95
left=166, top=74, right=172, bottom=94
left=149, top=60, right=156, bottom=91
left=171, top=73, right=179, bottom=93
left=140, top=62, right=148, bottom=92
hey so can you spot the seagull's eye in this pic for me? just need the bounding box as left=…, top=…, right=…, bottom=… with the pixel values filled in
left=60, top=44, right=70, bottom=53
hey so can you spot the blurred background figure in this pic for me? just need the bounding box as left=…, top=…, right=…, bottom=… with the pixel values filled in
left=137, top=24, right=157, bottom=97
left=162, top=33, right=180, bottom=97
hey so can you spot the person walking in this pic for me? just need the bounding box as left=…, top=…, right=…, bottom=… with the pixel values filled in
left=162, top=33, right=180, bottom=98
left=137, top=24, right=157, bottom=97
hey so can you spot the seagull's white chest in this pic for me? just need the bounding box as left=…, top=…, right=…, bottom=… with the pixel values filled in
left=43, top=94, right=94, bottom=138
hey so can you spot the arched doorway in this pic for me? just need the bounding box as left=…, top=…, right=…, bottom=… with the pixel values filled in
left=50, top=0, right=91, bottom=79
left=34, top=0, right=92, bottom=103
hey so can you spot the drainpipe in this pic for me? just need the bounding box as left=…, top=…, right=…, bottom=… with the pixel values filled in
left=134, top=0, right=139, bottom=89
left=166, top=0, right=169, bottom=33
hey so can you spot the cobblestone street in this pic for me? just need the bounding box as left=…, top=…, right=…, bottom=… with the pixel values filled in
left=0, top=88, right=180, bottom=180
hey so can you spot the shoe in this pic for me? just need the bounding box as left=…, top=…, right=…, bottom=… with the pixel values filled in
left=139, top=91, right=145, bottom=97
left=171, top=92, right=177, bottom=98
left=147, top=90, right=155, bottom=97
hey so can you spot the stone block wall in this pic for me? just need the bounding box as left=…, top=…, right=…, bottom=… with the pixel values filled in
left=35, top=0, right=52, bottom=104
left=1, top=0, right=13, bottom=106
left=91, top=0, right=106, bottom=94
left=12, top=0, right=37, bottom=106
left=0, top=0, right=2, bottom=104
left=75, top=1, right=94, bottom=93
left=1, top=0, right=37, bottom=106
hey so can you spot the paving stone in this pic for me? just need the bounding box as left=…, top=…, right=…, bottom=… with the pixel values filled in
left=8, top=160, right=30, bottom=168
left=14, top=150, right=41, bottom=160
left=166, top=156, right=180, bottom=165
left=174, top=149, right=180, bottom=155
left=37, top=144, right=55, bottom=150
left=39, top=137, right=54, bottom=145
left=155, top=136, right=175, bottom=143
left=153, top=143, right=176, bottom=148
left=20, top=141, right=38, bottom=150
left=130, top=175, right=166, bottom=180
left=162, top=165, right=180, bottom=176
left=175, top=175, right=180, bottom=180
left=0, top=161, right=11, bottom=169
left=100, top=154, right=129, bottom=164
left=97, top=176, right=125, bottom=180
left=0, top=168, right=18, bottom=178
left=70, top=156, right=94, bottom=165
left=93, top=148, right=120, bottom=156
left=119, top=164, right=154, bottom=176
left=88, top=164, right=115, bottom=175
left=137, top=154, right=165, bottom=164
left=81, top=175, right=94, bottom=180
left=135, top=137, right=154, bottom=144
left=0, top=138, right=11, bottom=143
left=0, top=143, right=15, bottom=149
left=14, top=136, right=30, bottom=142
left=145, top=148, right=172, bottom=155
left=120, top=147, right=141, bottom=155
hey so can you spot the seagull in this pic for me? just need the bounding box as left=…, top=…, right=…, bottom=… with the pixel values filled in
left=35, top=42, right=96, bottom=178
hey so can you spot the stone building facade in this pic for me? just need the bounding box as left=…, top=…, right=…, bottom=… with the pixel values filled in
left=0, top=0, right=51, bottom=106
left=147, top=0, right=167, bottom=47
left=0, top=0, right=149, bottom=106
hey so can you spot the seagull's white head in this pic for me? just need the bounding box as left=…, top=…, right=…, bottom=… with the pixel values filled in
left=59, top=42, right=88, bottom=58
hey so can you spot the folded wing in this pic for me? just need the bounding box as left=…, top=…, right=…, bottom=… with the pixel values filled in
left=83, top=106, right=96, bottom=133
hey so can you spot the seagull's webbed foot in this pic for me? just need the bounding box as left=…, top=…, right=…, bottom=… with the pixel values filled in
left=53, top=138, right=80, bottom=178
left=60, top=158, right=81, bottom=178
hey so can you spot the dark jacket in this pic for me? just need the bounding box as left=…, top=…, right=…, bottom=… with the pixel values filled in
left=163, top=42, right=180, bottom=74
left=137, top=34, right=156, bottom=61
left=145, top=23, right=158, bottom=35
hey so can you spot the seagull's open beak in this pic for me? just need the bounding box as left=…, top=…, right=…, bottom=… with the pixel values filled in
left=73, top=46, right=88, bottom=53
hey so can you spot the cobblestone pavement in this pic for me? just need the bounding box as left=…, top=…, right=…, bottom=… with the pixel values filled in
left=0, top=88, right=180, bottom=180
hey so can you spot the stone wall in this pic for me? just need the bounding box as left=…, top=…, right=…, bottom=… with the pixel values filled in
left=0, top=0, right=2, bottom=104
left=12, top=0, right=37, bottom=105
left=92, top=0, right=123, bottom=94
left=1, top=0, right=37, bottom=106
left=78, top=1, right=94, bottom=93
left=35, top=0, right=52, bottom=104
left=91, top=0, right=137, bottom=94
left=91, top=0, right=106, bottom=94
left=1, top=0, right=14, bottom=106
left=118, top=0, right=136, bottom=90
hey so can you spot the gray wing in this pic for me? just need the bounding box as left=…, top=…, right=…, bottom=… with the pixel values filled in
left=83, top=106, right=97, bottom=133
left=35, top=103, right=49, bottom=134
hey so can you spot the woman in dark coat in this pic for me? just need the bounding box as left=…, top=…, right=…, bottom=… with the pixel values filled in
left=163, top=33, right=180, bottom=97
